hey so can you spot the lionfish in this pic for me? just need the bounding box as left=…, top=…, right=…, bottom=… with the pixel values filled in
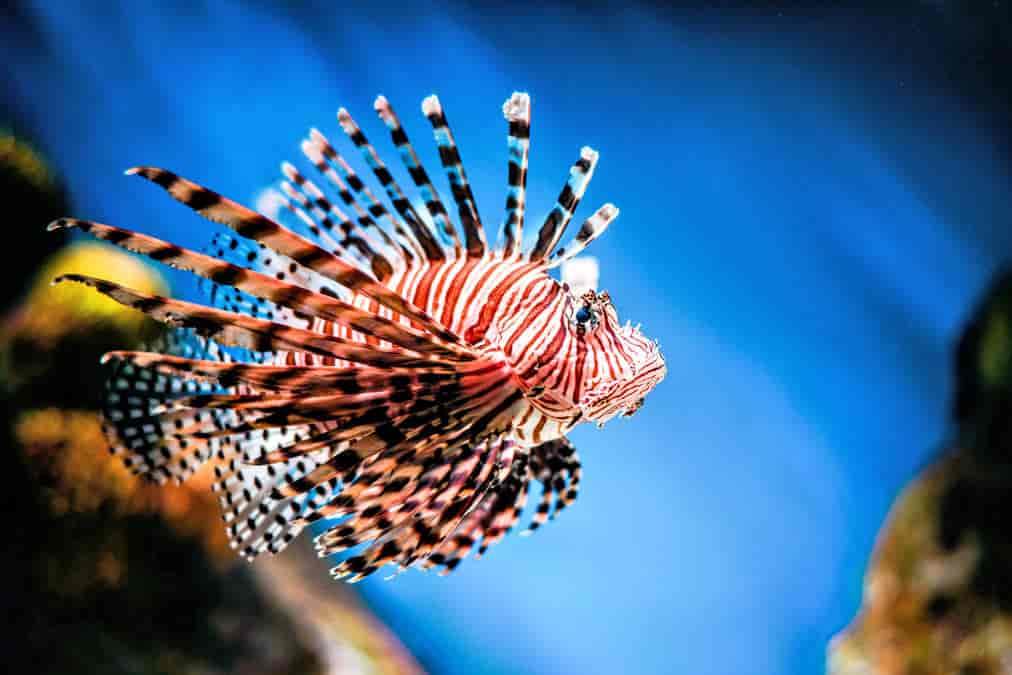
left=51, top=92, right=666, bottom=582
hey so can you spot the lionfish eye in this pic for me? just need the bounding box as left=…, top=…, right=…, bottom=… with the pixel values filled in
left=574, top=303, right=599, bottom=333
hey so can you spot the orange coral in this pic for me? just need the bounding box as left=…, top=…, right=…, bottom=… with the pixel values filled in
left=17, top=408, right=233, bottom=564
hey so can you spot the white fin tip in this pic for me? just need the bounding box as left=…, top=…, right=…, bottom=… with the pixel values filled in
left=421, top=94, right=442, bottom=116
left=301, top=139, right=324, bottom=164
left=502, top=92, right=531, bottom=122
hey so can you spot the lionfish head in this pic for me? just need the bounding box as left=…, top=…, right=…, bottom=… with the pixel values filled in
left=566, top=289, right=666, bottom=426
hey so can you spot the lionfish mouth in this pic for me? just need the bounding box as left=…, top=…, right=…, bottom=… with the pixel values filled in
left=579, top=332, right=666, bottom=426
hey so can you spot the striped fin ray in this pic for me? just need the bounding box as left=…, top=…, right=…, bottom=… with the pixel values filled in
left=312, top=444, right=481, bottom=559
left=170, top=380, right=485, bottom=426
left=199, top=355, right=507, bottom=429
left=198, top=410, right=357, bottom=559
left=355, top=431, right=510, bottom=566
left=422, top=95, right=487, bottom=257
left=233, top=434, right=353, bottom=559
left=50, top=218, right=473, bottom=361
left=337, top=106, right=445, bottom=262
left=278, top=162, right=394, bottom=281
left=203, top=228, right=346, bottom=299
left=328, top=439, right=506, bottom=582
left=409, top=440, right=517, bottom=570
left=545, top=203, right=619, bottom=269
left=234, top=383, right=511, bottom=562
left=522, top=437, right=581, bottom=533
left=298, top=134, right=408, bottom=266
left=374, top=95, right=461, bottom=253
left=310, top=450, right=472, bottom=562
left=412, top=441, right=509, bottom=575
left=344, top=369, right=521, bottom=465
left=103, top=368, right=234, bottom=484
left=212, top=426, right=317, bottom=504
left=303, top=130, right=423, bottom=263
left=275, top=188, right=383, bottom=293
left=275, top=364, right=517, bottom=483
left=470, top=440, right=521, bottom=555
left=333, top=459, right=495, bottom=581
left=541, top=437, right=582, bottom=519
left=260, top=368, right=517, bottom=544
left=424, top=437, right=580, bottom=574
left=420, top=447, right=525, bottom=572
left=226, top=443, right=359, bottom=558
left=529, top=146, right=599, bottom=261
left=315, top=424, right=497, bottom=536
left=269, top=183, right=344, bottom=254
left=213, top=427, right=338, bottom=559
left=200, top=230, right=328, bottom=327
left=101, top=330, right=253, bottom=485
left=196, top=352, right=520, bottom=561
left=100, top=352, right=469, bottom=393
left=126, top=166, right=457, bottom=342
left=499, top=92, right=531, bottom=256
left=168, top=389, right=469, bottom=449
left=56, top=275, right=454, bottom=370
left=103, top=356, right=514, bottom=483
left=275, top=183, right=362, bottom=268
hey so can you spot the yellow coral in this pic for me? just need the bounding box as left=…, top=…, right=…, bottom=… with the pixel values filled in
left=21, top=241, right=167, bottom=340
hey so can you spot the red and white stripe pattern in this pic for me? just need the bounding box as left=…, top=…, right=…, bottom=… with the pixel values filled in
left=56, top=91, right=666, bottom=582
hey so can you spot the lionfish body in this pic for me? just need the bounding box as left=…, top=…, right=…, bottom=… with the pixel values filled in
left=53, top=92, right=665, bottom=581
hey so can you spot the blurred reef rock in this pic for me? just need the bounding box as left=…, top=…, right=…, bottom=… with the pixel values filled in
left=1, top=132, right=422, bottom=674
left=829, top=273, right=1012, bottom=674
left=0, top=131, right=69, bottom=306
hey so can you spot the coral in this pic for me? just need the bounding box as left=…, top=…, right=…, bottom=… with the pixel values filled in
left=23, top=240, right=168, bottom=339
left=828, top=455, right=1012, bottom=675
left=0, top=131, right=69, bottom=308
left=829, top=271, right=1012, bottom=674
left=16, top=408, right=232, bottom=564
left=1, top=240, right=167, bottom=410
